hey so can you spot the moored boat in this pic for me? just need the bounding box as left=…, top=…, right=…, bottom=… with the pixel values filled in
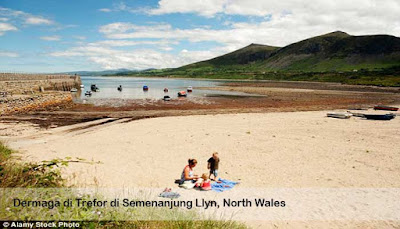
left=163, top=95, right=171, bottom=101
left=80, top=84, right=85, bottom=88
left=178, top=91, right=187, bottom=97
left=70, top=88, right=78, bottom=92
left=164, top=88, right=168, bottom=92
left=91, top=84, right=99, bottom=92
left=143, top=85, right=149, bottom=91
left=374, top=105, right=399, bottom=111
left=187, top=86, right=193, bottom=92
left=364, top=114, right=395, bottom=120
left=327, top=112, right=352, bottom=119
left=117, top=85, right=122, bottom=91
left=85, top=91, right=92, bottom=96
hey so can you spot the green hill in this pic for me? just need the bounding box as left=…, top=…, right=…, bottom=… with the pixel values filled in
left=121, top=31, right=400, bottom=86
left=177, top=31, right=400, bottom=73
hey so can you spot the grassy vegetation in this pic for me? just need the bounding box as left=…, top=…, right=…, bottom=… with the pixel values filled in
left=0, top=142, right=247, bottom=229
left=0, top=142, right=64, bottom=188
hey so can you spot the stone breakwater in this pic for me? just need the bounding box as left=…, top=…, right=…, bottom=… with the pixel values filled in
left=0, top=73, right=81, bottom=94
left=0, top=92, right=72, bottom=115
left=0, top=74, right=80, bottom=115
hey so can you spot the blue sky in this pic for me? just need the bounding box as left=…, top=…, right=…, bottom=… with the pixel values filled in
left=0, top=0, right=399, bottom=72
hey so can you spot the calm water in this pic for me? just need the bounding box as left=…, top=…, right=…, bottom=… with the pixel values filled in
left=73, top=76, right=253, bottom=102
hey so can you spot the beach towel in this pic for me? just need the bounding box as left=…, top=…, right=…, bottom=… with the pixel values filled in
left=159, top=191, right=181, bottom=199
left=211, top=178, right=239, bottom=192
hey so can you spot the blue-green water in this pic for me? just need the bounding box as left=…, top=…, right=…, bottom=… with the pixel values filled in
left=73, top=76, right=252, bottom=101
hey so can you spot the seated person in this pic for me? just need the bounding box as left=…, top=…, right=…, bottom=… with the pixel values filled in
left=197, top=173, right=211, bottom=191
left=179, top=158, right=199, bottom=189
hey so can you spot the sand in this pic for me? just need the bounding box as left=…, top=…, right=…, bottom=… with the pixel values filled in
left=2, top=109, right=400, bottom=188
left=2, top=109, right=400, bottom=228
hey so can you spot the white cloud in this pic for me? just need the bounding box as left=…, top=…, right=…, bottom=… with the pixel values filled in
left=149, top=0, right=226, bottom=17
left=0, top=22, right=18, bottom=36
left=87, top=39, right=178, bottom=47
left=25, top=16, right=53, bottom=25
left=144, top=0, right=400, bottom=46
left=99, top=0, right=400, bottom=49
left=98, top=2, right=144, bottom=14
left=49, top=44, right=221, bottom=70
left=40, top=35, right=61, bottom=41
left=0, top=7, right=55, bottom=35
left=148, top=0, right=400, bottom=18
left=99, top=8, right=112, bottom=12
left=0, top=51, right=19, bottom=57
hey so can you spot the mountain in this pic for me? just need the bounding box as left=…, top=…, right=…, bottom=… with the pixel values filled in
left=177, top=31, right=400, bottom=72
left=60, top=69, right=133, bottom=76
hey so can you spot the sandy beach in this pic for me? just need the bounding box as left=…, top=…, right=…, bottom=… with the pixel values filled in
left=2, top=109, right=399, bottom=188
left=2, top=107, right=400, bottom=228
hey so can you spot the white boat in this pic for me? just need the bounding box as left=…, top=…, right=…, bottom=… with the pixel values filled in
left=327, top=112, right=352, bottom=119
left=187, top=86, right=193, bottom=92
left=85, top=91, right=92, bottom=96
left=70, top=88, right=78, bottom=92
left=80, top=85, right=85, bottom=88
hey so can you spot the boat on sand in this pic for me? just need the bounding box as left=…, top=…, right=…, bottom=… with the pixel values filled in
left=364, top=114, right=395, bottom=120
left=327, top=112, right=352, bottom=119
left=374, top=105, right=399, bottom=111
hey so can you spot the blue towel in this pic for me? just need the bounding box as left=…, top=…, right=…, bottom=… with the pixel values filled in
left=211, top=178, right=238, bottom=192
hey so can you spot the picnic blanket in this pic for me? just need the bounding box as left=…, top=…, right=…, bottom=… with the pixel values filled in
left=211, top=178, right=239, bottom=192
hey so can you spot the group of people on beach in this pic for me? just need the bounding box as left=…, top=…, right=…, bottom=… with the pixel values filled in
left=179, top=152, right=220, bottom=191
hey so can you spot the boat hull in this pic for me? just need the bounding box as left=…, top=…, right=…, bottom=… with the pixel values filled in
left=374, top=106, right=399, bottom=111
left=364, top=114, right=395, bottom=120
left=327, top=113, right=351, bottom=119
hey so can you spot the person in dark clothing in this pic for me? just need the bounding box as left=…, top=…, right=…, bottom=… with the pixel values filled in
left=207, top=152, right=220, bottom=181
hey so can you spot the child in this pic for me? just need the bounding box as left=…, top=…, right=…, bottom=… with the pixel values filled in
left=207, top=152, right=220, bottom=181
left=200, top=173, right=211, bottom=191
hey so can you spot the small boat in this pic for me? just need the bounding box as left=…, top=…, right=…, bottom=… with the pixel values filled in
left=178, top=91, right=187, bottom=97
left=374, top=105, right=399, bottom=111
left=117, top=85, right=122, bottom=91
left=327, top=112, right=352, bottom=119
left=350, top=112, right=365, bottom=118
left=91, top=84, right=99, bottom=92
left=70, top=88, right=78, bottom=93
left=187, top=86, right=193, bottom=92
left=364, top=114, right=395, bottom=120
left=143, top=85, right=149, bottom=91
left=163, top=95, right=171, bottom=101
left=80, top=85, right=85, bottom=88
left=85, top=91, right=92, bottom=96
left=164, top=88, right=169, bottom=92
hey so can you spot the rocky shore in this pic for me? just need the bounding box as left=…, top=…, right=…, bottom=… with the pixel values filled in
left=0, top=92, right=73, bottom=115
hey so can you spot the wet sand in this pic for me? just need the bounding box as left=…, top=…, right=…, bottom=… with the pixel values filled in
left=2, top=84, right=400, bottom=128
